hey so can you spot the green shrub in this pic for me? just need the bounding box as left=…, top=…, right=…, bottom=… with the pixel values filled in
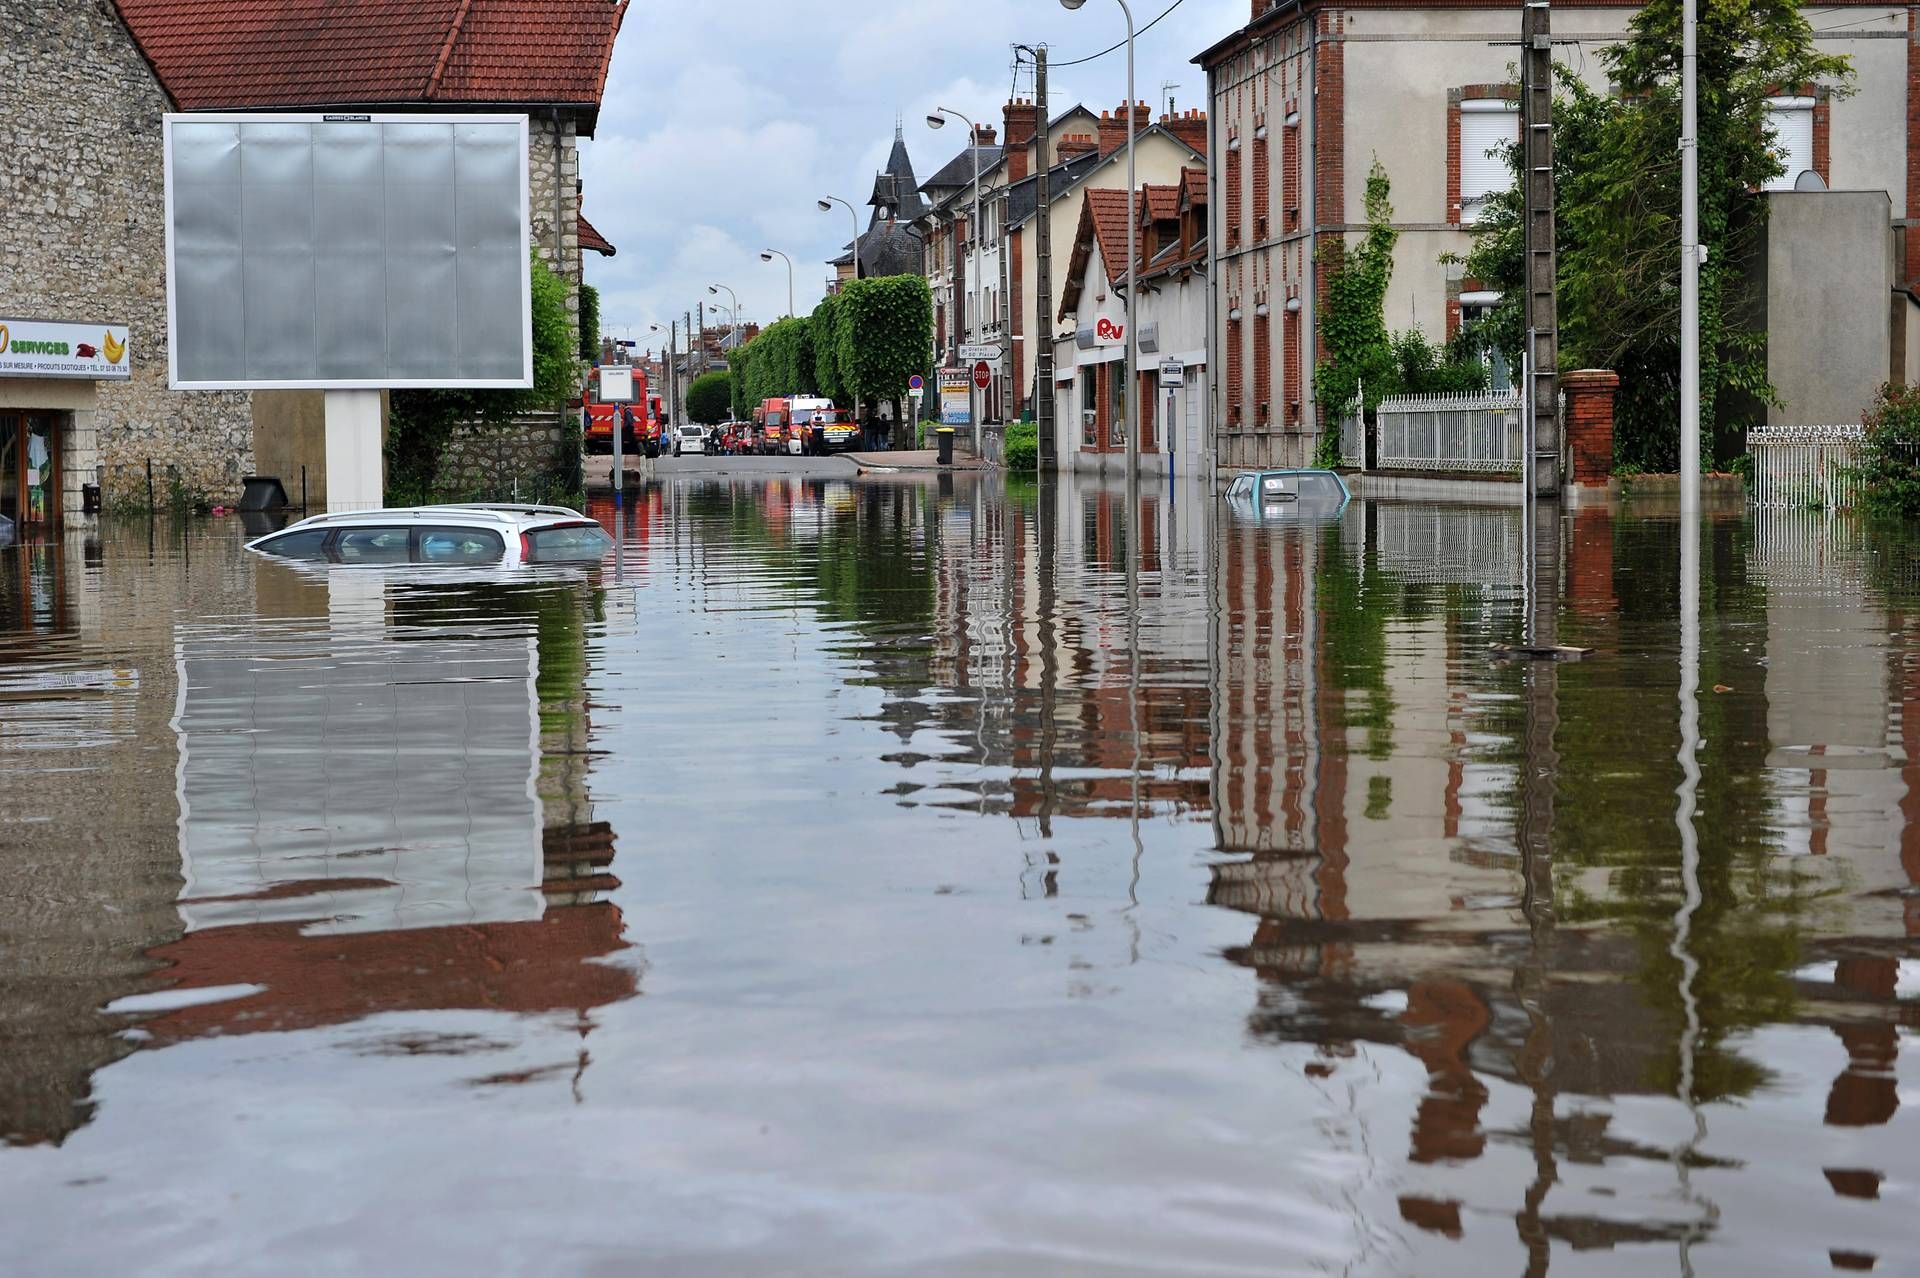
left=1003, top=421, right=1038, bottom=470
left=685, top=371, right=732, bottom=424
left=1859, top=383, right=1920, bottom=517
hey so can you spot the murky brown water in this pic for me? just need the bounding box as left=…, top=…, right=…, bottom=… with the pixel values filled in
left=1, top=478, right=1915, bottom=1275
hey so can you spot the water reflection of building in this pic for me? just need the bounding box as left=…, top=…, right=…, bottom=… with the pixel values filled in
left=0, top=543, right=632, bottom=1147
left=0, top=525, right=226, bottom=1146
left=921, top=476, right=1214, bottom=823
left=140, top=572, right=633, bottom=1043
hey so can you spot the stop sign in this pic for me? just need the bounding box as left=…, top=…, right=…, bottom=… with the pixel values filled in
left=972, top=360, right=991, bottom=390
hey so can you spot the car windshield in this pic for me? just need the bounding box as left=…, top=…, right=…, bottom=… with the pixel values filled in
left=525, top=523, right=612, bottom=563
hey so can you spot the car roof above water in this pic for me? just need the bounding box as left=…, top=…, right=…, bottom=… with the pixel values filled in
left=245, top=503, right=589, bottom=543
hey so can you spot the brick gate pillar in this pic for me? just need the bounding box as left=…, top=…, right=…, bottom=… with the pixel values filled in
left=1562, top=369, right=1619, bottom=490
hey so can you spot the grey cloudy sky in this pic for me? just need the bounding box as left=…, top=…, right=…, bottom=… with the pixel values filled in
left=577, top=0, right=1247, bottom=354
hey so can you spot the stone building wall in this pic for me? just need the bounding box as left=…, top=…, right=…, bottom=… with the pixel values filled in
left=434, top=413, right=569, bottom=499
left=1, top=1, right=255, bottom=509
left=529, top=114, right=583, bottom=347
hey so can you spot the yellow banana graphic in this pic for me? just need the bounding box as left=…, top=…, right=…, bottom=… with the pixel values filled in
left=102, top=330, right=125, bottom=364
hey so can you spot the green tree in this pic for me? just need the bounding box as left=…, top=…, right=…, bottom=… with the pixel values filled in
left=686, top=370, right=733, bottom=424
left=1460, top=1, right=1851, bottom=470
left=835, top=275, right=933, bottom=428
left=811, top=293, right=848, bottom=406
left=1859, top=383, right=1920, bottom=516
left=739, top=316, right=818, bottom=408
left=577, top=282, right=600, bottom=361
left=387, top=252, right=578, bottom=502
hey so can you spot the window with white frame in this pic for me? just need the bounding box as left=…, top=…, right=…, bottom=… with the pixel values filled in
left=1459, top=100, right=1519, bottom=224
left=1764, top=96, right=1815, bottom=191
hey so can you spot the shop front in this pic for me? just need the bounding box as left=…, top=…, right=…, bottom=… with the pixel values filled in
left=0, top=318, right=124, bottom=526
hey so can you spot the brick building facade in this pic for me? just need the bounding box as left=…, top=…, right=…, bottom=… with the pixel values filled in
left=1199, top=0, right=1913, bottom=471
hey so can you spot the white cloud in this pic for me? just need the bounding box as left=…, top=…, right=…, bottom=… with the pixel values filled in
left=578, top=0, right=1251, bottom=356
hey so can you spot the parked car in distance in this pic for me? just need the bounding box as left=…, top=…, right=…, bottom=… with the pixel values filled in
left=674, top=423, right=708, bottom=456
left=245, top=504, right=614, bottom=567
left=1223, top=469, right=1351, bottom=521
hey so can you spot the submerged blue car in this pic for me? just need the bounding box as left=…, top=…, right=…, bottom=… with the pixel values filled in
left=1223, top=469, right=1351, bottom=519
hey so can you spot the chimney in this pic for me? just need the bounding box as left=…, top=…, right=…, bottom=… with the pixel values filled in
left=973, top=124, right=997, bottom=147
left=1098, top=101, right=1153, bottom=158
left=1058, top=133, right=1097, bottom=158
left=1003, top=97, right=1039, bottom=182
left=1160, top=107, right=1209, bottom=156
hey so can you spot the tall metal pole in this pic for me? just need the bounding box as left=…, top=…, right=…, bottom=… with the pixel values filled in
left=933, top=107, right=986, bottom=451
left=1034, top=45, right=1057, bottom=468
left=970, top=115, right=984, bottom=451
left=1680, top=0, right=1700, bottom=513
left=1123, top=0, right=1138, bottom=506
left=762, top=249, right=795, bottom=317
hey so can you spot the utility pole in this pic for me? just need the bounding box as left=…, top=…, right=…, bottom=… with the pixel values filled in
left=1521, top=0, right=1559, bottom=501
left=1520, top=1, right=1562, bottom=663
left=1035, top=44, right=1057, bottom=467
left=1679, top=0, right=1700, bottom=512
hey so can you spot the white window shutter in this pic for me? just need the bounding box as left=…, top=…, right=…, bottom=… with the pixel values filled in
left=1764, top=98, right=1815, bottom=191
left=1459, top=103, right=1518, bottom=224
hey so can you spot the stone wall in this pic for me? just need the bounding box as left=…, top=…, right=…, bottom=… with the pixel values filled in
left=434, top=413, right=570, bottom=499
left=1, top=1, right=254, bottom=509
left=529, top=114, right=582, bottom=347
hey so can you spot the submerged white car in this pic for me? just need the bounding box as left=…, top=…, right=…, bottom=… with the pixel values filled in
left=244, top=504, right=614, bottom=567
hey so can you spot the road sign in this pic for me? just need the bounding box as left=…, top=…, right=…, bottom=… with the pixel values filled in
left=1158, top=359, right=1184, bottom=388
left=958, top=343, right=1001, bottom=362
left=908, top=374, right=925, bottom=391
left=599, top=365, right=635, bottom=402
left=972, top=361, right=991, bottom=391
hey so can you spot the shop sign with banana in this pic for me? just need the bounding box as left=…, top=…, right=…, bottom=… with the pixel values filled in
left=0, top=317, right=131, bottom=379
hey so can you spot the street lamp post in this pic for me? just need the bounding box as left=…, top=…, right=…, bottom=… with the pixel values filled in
left=1062, top=0, right=1137, bottom=501
left=707, top=283, right=740, bottom=343
left=760, top=249, right=795, bottom=317
left=818, top=196, right=861, bottom=283
left=928, top=108, right=986, bottom=451
left=649, top=321, right=676, bottom=430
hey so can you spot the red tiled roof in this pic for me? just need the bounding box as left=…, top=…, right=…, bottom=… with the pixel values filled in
left=1143, top=183, right=1180, bottom=222
left=1086, top=186, right=1139, bottom=283
left=113, top=0, right=624, bottom=116
left=1181, top=165, right=1208, bottom=208
left=579, top=212, right=615, bottom=256
left=1059, top=187, right=1143, bottom=319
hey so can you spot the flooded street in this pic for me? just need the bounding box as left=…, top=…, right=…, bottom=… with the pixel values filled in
left=2, top=477, right=1916, bottom=1275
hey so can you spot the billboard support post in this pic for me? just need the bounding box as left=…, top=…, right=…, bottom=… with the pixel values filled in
left=324, top=391, right=384, bottom=510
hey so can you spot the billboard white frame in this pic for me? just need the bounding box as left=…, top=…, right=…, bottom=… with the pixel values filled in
left=162, top=112, right=533, bottom=391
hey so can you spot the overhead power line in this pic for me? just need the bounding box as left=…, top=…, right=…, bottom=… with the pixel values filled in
left=1053, top=0, right=1189, bottom=68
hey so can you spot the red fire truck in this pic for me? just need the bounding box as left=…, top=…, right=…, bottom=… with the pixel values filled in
left=583, top=366, right=665, bottom=455
left=752, top=397, right=790, bottom=455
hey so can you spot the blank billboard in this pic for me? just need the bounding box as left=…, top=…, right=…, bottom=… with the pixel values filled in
left=164, top=113, right=532, bottom=390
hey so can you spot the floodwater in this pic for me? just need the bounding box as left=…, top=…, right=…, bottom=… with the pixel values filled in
left=1, top=476, right=1915, bottom=1276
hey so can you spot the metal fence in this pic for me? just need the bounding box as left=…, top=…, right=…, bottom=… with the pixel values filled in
left=1338, top=411, right=1365, bottom=468
left=1375, top=392, right=1524, bottom=473
left=1748, top=424, right=1864, bottom=510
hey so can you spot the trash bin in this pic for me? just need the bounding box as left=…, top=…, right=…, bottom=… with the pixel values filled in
left=935, top=427, right=955, bottom=467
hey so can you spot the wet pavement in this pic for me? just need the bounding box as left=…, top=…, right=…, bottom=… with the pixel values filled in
left=0, top=477, right=1915, bottom=1275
